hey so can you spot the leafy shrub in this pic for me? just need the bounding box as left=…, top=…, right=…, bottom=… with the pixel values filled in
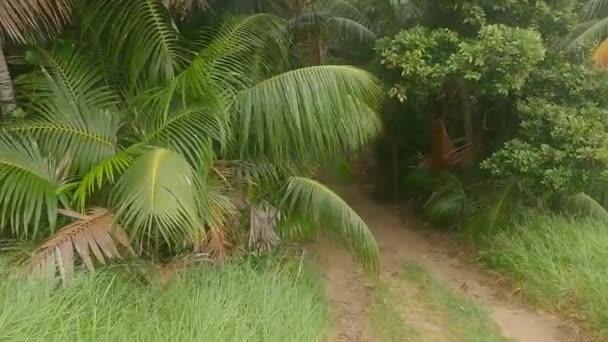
left=483, top=99, right=608, bottom=194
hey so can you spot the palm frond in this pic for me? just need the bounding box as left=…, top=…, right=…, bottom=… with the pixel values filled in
left=12, top=46, right=120, bottom=174
left=25, top=208, right=133, bottom=284
left=569, top=17, right=608, bottom=48
left=467, top=180, right=520, bottom=235
left=175, top=14, right=289, bottom=99
left=0, top=0, right=71, bottom=43
left=583, top=0, right=608, bottom=20
left=112, top=148, right=202, bottom=247
left=235, top=65, right=381, bottom=161
left=281, top=177, right=379, bottom=270
left=327, top=17, right=377, bottom=44
left=248, top=202, right=281, bottom=254
left=75, top=145, right=147, bottom=210
left=319, top=0, right=369, bottom=25
left=17, top=45, right=118, bottom=110
left=137, top=105, right=229, bottom=164
left=81, top=0, right=186, bottom=89
left=0, top=135, right=63, bottom=237
left=556, top=191, right=608, bottom=222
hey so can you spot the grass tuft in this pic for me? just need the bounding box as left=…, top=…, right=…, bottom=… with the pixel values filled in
left=477, top=211, right=608, bottom=337
left=0, top=257, right=328, bottom=342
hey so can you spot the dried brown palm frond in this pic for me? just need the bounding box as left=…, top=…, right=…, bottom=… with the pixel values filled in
left=199, top=225, right=232, bottom=265
left=248, top=203, right=281, bottom=255
left=25, top=208, right=133, bottom=284
left=0, top=0, right=72, bottom=43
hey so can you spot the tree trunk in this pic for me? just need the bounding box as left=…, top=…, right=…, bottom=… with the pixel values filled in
left=0, top=44, right=16, bottom=119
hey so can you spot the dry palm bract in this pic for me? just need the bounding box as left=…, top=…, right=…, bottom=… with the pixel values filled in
left=25, top=208, right=133, bottom=283
left=0, top=0, right=381, bottom=279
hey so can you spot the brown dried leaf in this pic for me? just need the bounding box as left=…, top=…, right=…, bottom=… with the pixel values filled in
left=0, top=0, right=72, bottom=43
left=25, top=208, right=134, bottom=284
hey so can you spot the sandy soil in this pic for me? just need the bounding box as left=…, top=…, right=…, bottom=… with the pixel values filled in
left=315, top=185, right=586, bottom=342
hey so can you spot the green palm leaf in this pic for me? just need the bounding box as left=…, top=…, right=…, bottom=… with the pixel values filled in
left=137, top=105, right=229, bottom=164
left=556, top=191, right=608, bottom=222
left=112, top=148, right=202, bottom=247
left=327, top=17, right=377, bottom=44
left=569, top=17, right=608, bottom=48
left=583, top=0, right=608, bottom=20
left=176, top=14, right=289, bottom=99
left=76, top=144, right=147, bottom=210
left=235, top=65, right=382, bottom=161
left=0, top=136, right=62, bottom=237
left=320, top=0, right=370, bottom=25
left=81, top=0, right=186, bottom=89
left=12, top=46, right=120, bottom=174
left=281, top=177, right=379, bottom=270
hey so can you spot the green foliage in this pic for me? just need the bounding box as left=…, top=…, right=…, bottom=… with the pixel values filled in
left=450, top=24, right=545, bottom=96
left=483, top=99, right=608, bottom=194
left=0, top=1, right=383, bottom=270
left=523, top=56, right=608, bottom=107
left=282, top=177, right=380, bottom=270
left=376, top=27, right=460, bottom=99
left=377, top=24, right=544, bottom=100
left=0, top=257, right=329, bottom=341
left=477, top=212, right=608, bottom=337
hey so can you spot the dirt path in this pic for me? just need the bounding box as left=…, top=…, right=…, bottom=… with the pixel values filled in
left=316, top=185, right=583, bottom=342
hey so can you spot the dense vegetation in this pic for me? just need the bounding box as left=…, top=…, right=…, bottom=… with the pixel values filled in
left=0, top=256, right=327, bottom=341
left=4, top=0, right=608, bottom=339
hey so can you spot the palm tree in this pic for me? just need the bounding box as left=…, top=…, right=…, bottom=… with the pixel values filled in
left=224, top=0, right=378, bottom=65
left=1, top=0, right=382, bottom=281
left=0, top=0, right=72, bottom=118
left=567, top=0, right=608, bottom=66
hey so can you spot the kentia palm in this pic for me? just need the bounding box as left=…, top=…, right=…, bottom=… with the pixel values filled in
left=0, top=0, right=381, bottom=281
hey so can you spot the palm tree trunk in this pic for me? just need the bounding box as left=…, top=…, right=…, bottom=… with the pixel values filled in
left=0, top=44, right=16, bottom=119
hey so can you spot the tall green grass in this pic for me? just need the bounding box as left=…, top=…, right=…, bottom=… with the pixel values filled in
left=0, top=258, right=328, bottom=342
left=477, top=212, right=608, bottom=336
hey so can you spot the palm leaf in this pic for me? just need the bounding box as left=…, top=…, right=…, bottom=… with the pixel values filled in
left=137, top=105, right=229, bottom=164
left=175, top=14, right=289, bottom=99
left=25, top=207, right=133, bottom=284
left=0, top=135, right=63, bottom=237
left=75, top=145, right=147, bottom=210
left=320, top=0, right=370, bottom=25
left=112, top=148, right=202, bottom=247
left=557, top=191, right=608, bottom=222
left=81, top=0, right=186, bottom=89
left=583, top=0, right=608, bottom=20
left=0, top=0, right=71, bottom=43
left=569, top=17, right=608, bottom=48
left=327, top=17, right=377, bottom=45
left=12, top=46, right=120, bottom=174
left=235, top=65, right=381, bottom=161
left=281, top=177, right=379, bottom=270
left=467, top=180, right=520, bottom=235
